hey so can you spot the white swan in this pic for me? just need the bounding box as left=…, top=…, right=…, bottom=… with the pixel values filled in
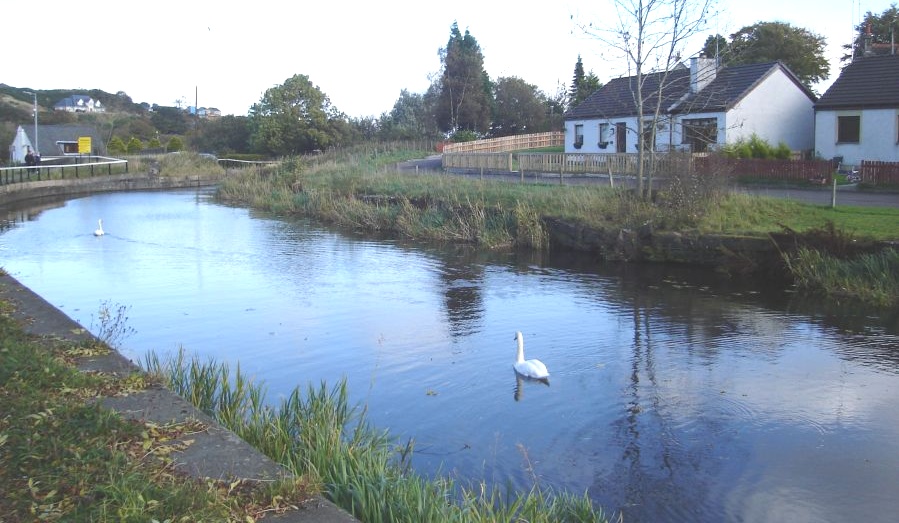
left=513, top=331, right=549, bottom=379
left=93, top=219, right=105, bottom=236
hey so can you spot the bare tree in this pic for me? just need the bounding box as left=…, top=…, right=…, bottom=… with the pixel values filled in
left=576, top=0, right=714, bottom=198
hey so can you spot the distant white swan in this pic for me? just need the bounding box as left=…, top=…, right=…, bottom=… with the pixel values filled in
left=513, top=331, right=549, bottom=379
left=93, top=219, right=105, bottom=236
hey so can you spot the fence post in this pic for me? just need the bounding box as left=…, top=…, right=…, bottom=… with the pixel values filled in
left=831, top=178, right=837, bottom=208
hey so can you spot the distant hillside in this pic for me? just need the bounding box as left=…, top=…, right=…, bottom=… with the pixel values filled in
left=0, top=85, right=197, bottom=163
left=0, top=84, right=148, bottom=116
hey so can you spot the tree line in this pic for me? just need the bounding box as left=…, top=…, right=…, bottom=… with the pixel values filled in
left=6, top=7, right=897, bottom=161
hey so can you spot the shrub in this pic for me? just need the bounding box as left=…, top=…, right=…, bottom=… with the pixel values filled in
left=108, top=136, right=127, bottom=156
left=126, top=136, right=143, bottom=154
left=168, top=136, right=184, bottom=152
left=722, top=134, right=792, bottom=160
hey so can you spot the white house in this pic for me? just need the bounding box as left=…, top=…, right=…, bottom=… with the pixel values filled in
left=53, top=95, right=104, bottom=113
left=564, top=58, right=816, bottom=155
left=814, top=54, right=899, bottom=166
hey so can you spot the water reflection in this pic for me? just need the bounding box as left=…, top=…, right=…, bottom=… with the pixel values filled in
left=1, top=190, right=898, bottom=523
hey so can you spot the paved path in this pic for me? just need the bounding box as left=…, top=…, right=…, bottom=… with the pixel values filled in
left=398, top=156, right=899, bottom=208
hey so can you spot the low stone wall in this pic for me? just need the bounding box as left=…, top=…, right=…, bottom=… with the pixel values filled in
left=0, top=171, right=224, bottom=206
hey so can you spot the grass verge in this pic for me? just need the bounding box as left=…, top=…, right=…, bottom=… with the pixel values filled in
left=0, top=307, right=313, bottom=522
left=143, top=349, right=616, bottom=523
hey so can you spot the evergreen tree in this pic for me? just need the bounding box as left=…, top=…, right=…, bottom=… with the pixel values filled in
left=436, top=22, right=492, bottom=135
left=568, top=55, right=602, bottom=109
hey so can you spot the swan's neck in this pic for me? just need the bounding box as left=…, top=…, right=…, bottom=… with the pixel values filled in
left=516, top=337, right=525, bottom=363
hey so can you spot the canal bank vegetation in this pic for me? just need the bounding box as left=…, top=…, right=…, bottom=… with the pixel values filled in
left=0, top=305, right=313, bottom=522
left=143, top=349, right=614, bottom=523
left=216, top=143, right=899, bottom=306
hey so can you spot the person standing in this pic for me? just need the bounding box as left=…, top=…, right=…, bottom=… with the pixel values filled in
left=24, top=147, right=34, bottom=167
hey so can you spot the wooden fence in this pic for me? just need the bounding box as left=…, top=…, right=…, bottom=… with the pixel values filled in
left=441, top=132, right=564, bottom=153
left=442, top=152, right=846, bottom=183
left=695, top=157, right=833, bottom=182
left=861, top=160, right=899, bottom=185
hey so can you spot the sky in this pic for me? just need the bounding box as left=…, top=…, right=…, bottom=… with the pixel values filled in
left=3, top=0, right=886, bottom=118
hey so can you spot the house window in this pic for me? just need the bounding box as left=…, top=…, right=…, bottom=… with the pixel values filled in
left=837, top=115, right=860, bottom=144
left=682, top=118, right=718, bottom=152
left=574, top=124, right=584, bottom=149
left=598, top=123, right=610, bottom=149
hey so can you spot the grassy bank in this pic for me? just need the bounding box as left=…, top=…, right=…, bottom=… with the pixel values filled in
left=216, top=144, right=899, bottom=306
left=0, top=305, right=311, bottom=522
left=143, top=350, right=614, bottom=523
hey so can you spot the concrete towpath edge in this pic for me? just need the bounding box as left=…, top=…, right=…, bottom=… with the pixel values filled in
left=0, top=272, right=358, bottom=523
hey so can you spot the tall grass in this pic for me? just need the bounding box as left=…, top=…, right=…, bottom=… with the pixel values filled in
left=784, top=247, right=899, bottom=306
left=143, top=349, right=616, bottom=522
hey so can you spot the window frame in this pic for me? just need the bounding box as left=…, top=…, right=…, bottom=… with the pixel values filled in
left=836, top=114, right=861, bottom=144
left=574, top=124, right=584, bottom=149
left=681, top=117, right=718, bottom=153
left=598, top=122, right=610, bottom=148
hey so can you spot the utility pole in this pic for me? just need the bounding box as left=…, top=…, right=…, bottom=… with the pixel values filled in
left=23, top=91, right=38, bottom=154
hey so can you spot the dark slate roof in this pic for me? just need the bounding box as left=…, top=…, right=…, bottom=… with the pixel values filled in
left=815, top=54, right=899, bottom=110
left=566, top=61, right=814, bottom=120
left=19, top=124, right=104, bottom=155
left=565, top=67, right=691, bottom=120
left=670, top=61, right=815, bottom=114
left=54, top=95, right=94, bottom=110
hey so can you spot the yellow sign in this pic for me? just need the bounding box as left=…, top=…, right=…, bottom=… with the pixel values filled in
left=78, top=136, right=92, bottom=154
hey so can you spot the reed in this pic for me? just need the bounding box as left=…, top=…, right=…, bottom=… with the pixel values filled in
left=784, top=247, right=899, bottom=306
left=143, top=349, right=615, bottom=522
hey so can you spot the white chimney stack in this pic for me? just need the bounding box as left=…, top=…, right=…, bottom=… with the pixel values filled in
left=690, top=55, right=718, bottom=93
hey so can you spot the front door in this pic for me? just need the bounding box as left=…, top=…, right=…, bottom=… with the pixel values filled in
left=615, top=122, right=627, bottom=153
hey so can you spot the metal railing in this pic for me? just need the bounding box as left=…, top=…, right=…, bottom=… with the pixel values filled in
left=0, top=156, right=129, bottom=185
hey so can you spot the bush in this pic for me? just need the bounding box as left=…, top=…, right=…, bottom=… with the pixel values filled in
left=722, top=134, right=792, bottom=160
left=108, top=136, right=127, bottom=156
left=168, top=136, right=184, bottom=152
left=450, top=130, right=480, bottom=143
left=126, top=136, right=143, bottom=154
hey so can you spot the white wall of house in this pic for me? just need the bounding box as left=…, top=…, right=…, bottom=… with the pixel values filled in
left=724, top=70, right=815, bottom=151
left=565, top=116, right=667, bottom=154
left=815, top=108, right=899, bottom=165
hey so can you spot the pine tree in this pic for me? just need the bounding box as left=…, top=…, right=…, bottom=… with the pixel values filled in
left=568, top=55, right=602, bottom=109
left=436, top=22, right=492, bottom=135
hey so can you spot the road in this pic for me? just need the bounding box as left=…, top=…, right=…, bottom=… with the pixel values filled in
left=398, top=156, right=899, bottom=208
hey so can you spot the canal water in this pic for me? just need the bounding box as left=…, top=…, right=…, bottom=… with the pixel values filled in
left=2, top=189, right=897, bottom=522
